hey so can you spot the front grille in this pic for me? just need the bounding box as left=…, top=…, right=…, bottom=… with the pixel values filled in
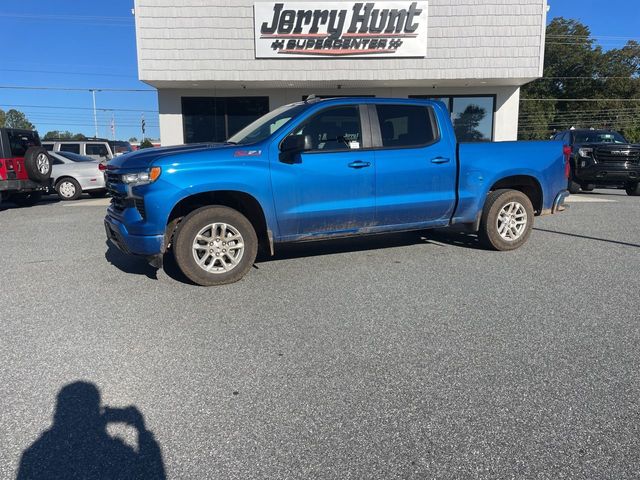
left=110, top=192, right=127, bottom=213
left=134, top=198, right=146, bottom=219
left=594, top=147, right=640, bottom=164
left=106, top=172, right=121, bottom=184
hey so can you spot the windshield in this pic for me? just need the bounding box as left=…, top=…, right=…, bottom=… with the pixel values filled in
left=227, top=104, right=308, bottom=145
left=57, top=151, right=95, bottom=162
left=574, top=131, right=627, bottom=144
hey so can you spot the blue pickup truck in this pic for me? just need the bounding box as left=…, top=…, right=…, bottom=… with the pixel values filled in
left=104, top=97, right=569, bottom=285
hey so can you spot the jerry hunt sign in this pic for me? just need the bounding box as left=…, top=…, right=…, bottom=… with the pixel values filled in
left=254, top=2, right=428, bottom=58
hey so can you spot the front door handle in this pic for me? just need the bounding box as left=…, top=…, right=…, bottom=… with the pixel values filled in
left=431, top=157, right=450, bottom=164
left=348, top=160, right=371, bottom=169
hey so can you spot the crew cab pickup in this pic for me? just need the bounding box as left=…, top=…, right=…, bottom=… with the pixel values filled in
left=104, top=98, right=569, bottom=286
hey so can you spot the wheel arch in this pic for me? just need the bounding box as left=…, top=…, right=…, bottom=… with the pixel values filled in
left=488, top=175, right=543, bottom=214
left=166, top=190, right=272, bottom=255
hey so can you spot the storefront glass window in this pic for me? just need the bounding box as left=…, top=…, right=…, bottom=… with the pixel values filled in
left=451, top=97, right=494, bottom=142
left=410, top=95, right=495, bottom=141
left=182, top=97, right=270, bottom=143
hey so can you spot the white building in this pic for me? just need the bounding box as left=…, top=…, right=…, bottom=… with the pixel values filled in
left=134, top=0, right=548, bottom=145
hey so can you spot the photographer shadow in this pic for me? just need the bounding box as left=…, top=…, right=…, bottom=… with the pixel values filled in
left=17, top=381, right=166, bottom=480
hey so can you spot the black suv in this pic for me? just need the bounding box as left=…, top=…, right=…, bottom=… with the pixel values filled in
left=553, top=129, right=640, bottom=196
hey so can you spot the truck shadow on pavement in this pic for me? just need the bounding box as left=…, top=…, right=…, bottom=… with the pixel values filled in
left=105, top=242, right=159, bottom=280
left=16, top=381, right=166, bottom=480
left=105, top=231, right=482, bottom=284
left=258, top=229, right=484, bottom=263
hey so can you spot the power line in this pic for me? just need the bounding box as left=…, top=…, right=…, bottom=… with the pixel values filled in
left=0, top=85, right=155, bottom=93
left=3, top=68, right=137, bottom=78
left=521, top=98, right=640, bottom=102
left=0, top=13, right=133, bottom=23
left=0, top=103, right=158, bottom=113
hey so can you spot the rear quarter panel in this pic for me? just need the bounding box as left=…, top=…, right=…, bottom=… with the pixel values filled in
left=454, top=140, right=566, bottom=224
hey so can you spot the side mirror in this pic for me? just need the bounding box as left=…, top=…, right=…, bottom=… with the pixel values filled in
left=279, top=134, right=312, bottom=164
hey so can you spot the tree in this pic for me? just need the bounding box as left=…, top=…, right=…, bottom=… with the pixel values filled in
left=128, top=137, right=138, bottom=143
left=43, top=130, right=88, bottom=140
left=519, top=18, right=640, bottom=141
left=139, top=139, right=154, bottom=149
left=1, top=109, right=34, bottom=130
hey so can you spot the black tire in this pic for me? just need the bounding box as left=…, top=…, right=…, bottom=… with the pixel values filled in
left=55, top=177, right=82, bottom=201
left=88, top=189, right=108, bottom=198
left=581, top=184, right=595, bottom=192
left=173, top=206, right=258, bottom=286
left=479, top=189, right=535, bottom=251
left=625, top=182, right=640, bottom=196
left=11, top=191, right=43, bottom=207
left=24, top=147, right=52, bottom=182
left=568, top=179, right=581, bottom=194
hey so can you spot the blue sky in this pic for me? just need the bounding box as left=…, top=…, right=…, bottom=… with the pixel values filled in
left=0, top=0, right=637, bottom=143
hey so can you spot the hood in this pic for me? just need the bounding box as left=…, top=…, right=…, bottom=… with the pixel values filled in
left=106, top=143, right=233, bottom=170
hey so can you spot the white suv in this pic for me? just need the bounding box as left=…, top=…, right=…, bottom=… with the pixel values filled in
left=42, top=139, right=133, bottom=161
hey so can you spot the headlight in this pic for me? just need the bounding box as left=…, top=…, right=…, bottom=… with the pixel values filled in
left=121, top=167, right=161, bottom=185
left=578, top=147, right=593, bottom=157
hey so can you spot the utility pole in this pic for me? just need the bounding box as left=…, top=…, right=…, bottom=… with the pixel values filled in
left=90, top=89, right=100, bottom=138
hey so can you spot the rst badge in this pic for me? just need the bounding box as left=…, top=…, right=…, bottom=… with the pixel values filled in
left=254, top=2, right=428, bottom=58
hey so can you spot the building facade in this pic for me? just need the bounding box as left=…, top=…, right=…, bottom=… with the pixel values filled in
left=134, top=0, right=548, bottom=145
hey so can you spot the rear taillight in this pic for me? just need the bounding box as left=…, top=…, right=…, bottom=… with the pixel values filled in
left=563, top=145, right=572, bottom=179
left=98, top=163, right=106, bottom=171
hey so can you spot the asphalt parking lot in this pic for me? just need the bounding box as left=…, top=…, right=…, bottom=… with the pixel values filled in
left=1, top=190, right=639, bottom=479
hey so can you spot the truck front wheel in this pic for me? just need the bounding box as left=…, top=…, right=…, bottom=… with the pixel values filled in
left=173, top=205, right=258, bottom=286
left=625, top=182, right=640, bottom=196
left=479, top=189, right=534, bottom=251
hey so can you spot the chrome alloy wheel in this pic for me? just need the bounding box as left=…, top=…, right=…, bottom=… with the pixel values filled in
left=496, top=201, right=528, bottom=241
left=192, top=222, right=245, bottom=274
left=59, top=181, right=77, bottom=198
left=36, top=153, right=50, bottom=174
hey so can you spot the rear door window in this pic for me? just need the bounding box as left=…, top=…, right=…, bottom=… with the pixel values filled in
left=375, top=105, right=438, bottom=148
left=7, top=131, right=40, bottom=157
left=59, top=143, right=81, bottom=154
left=85, top=143, right=110, bottom=159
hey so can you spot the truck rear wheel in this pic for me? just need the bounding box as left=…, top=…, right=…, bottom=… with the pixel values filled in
left=479, top=189, right=534, bottom=251
left=173, top=206, right=258, bottom=286
left=625, top=182, right=640, bottom=196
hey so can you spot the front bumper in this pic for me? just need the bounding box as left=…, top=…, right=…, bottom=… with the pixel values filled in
left=574, top=163, right=640, bottom=184
left=104, top=214, right=164, bottom=256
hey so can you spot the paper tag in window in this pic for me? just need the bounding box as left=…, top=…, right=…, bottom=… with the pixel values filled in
left=348, top=141, right=360, bottom=149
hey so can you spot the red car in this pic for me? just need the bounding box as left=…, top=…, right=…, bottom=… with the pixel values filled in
left=0, top=128, right=52, bottom=206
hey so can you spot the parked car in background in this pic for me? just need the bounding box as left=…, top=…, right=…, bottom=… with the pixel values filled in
left=0, top=128, right=52, bottom=206
left=553, top=129, right=640, bottom=196
left=43, top=139, right=133, bottom=161
left=49, top=151, right=107, bottom=200
left=105, top=97, right=570, bottom=286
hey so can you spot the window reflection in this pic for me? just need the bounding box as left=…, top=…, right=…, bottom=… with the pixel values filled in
left=451, top=97, right=494, bottom=142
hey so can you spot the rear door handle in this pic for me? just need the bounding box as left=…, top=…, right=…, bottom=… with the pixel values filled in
left=431, top=157, right=450, bottom=164
left=348, top=160, right=371, bottom=169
